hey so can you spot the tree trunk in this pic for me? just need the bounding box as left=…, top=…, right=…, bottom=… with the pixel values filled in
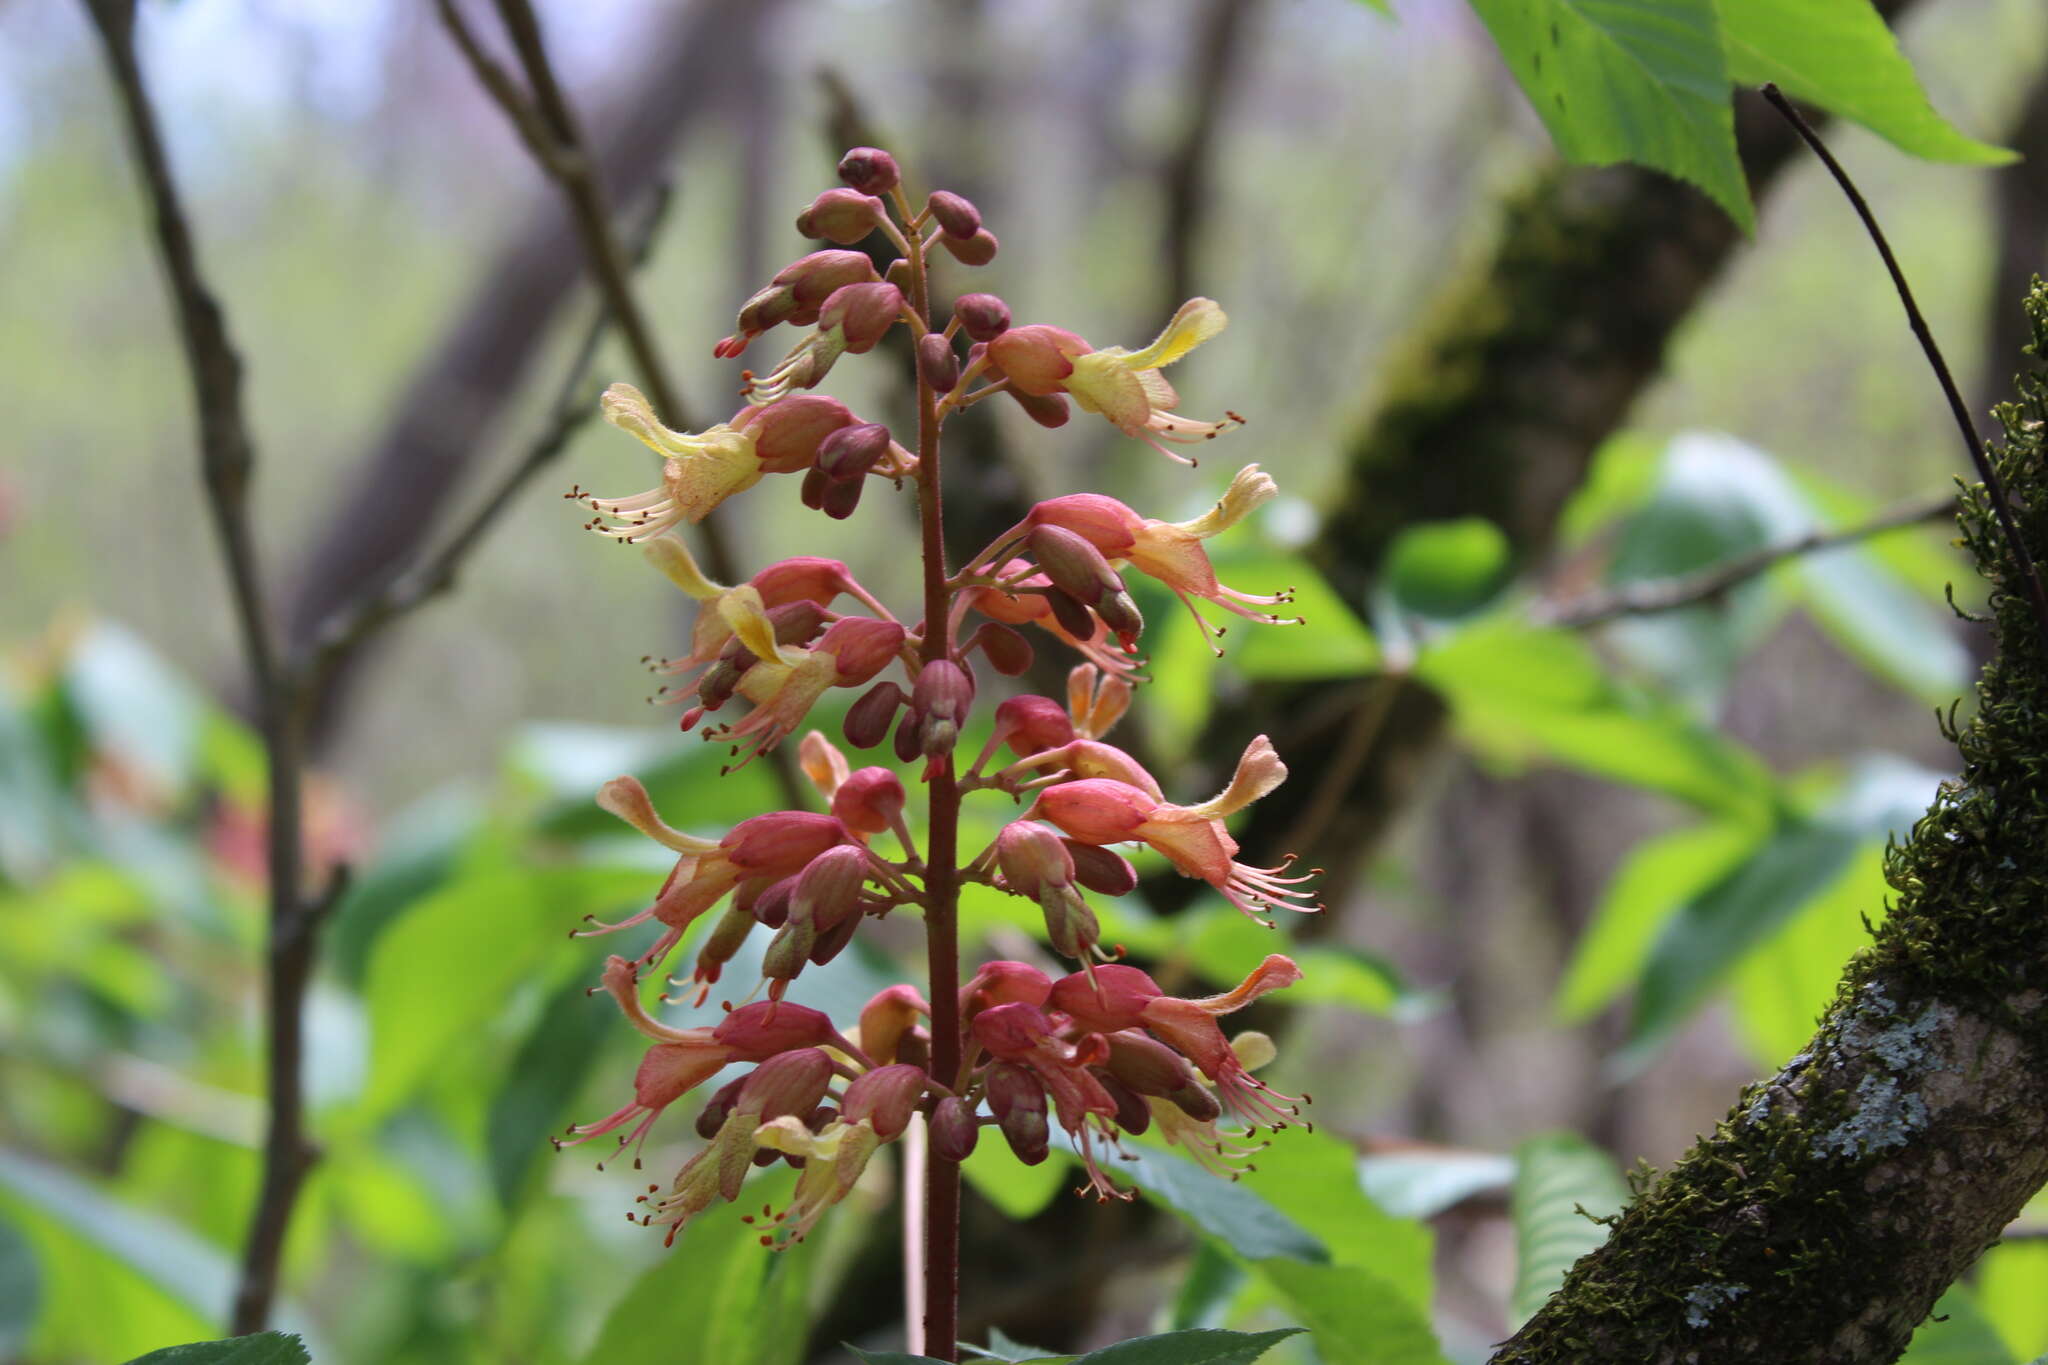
left=1496, top=282, right=2048, bottom=1362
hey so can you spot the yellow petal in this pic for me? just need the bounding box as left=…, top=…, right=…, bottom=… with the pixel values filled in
left=1122, top=298, right=1226, bottom=371
left=719, top=586, right=795, bottom=667
left=642, top=535, right=725, bottom=601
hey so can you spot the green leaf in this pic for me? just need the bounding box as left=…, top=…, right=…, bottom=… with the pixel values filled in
left=1097, top=1141, right=1327, bottom=1264
left=1790, top=531, right=1969, bottom=706
left=323, top=789, right=478, bottom=987
left=1254, top=1260, right=1449, bottom=1365
left=1717, top=0, right=2012, bottom=164
left=1240, top=1126, right=1434, bottom=1308
left=1901, top=1286, right=2018, bottom=1364
left=123, top=1333, right=311, bottom=1365
left=1168, top=1241, right=1245, bottom=1332
left=1217, top=550, right=1378, bottom=682
left=1072, top=1328, right=1305, bottom=1365
left=487, top=971, right=623, bottom=1209
left=0, top=1214, right=39, bottom=1355
left=1415, top=620, right=1773, bottom=816
left=1464, top=0, right=1751, bottom=228
left=62, top=623, right=201, bottom=794
left=1508, top=1134, right=1629, bottom=1326
left=1357, top=1149, right=1514, bottom=1221
left=1730, top=843, right=1890, bottom=1065
left=1557, top=816, right=1766, bottom=1020
left=964, top=1328, right=1074, bottom=1362
left=961, top=1141, right=1071, bottom=1220
left=1978, top=1241, right=2048, bottom=1363
left=578, top=1170, right=809, bottom=1365
left=1381, top=519, right=1510, bottom=620
left=847, top=1351, right=953, bottom=1365
left=357, top=859, right=647, bottom=1119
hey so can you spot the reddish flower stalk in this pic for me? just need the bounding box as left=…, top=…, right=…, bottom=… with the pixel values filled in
left=559, top=145, right=1321, bottom=1364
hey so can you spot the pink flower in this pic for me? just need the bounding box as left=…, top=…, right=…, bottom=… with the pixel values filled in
left=1029, top=736, right=1317, bottom=921
left=965, top=558, right=1142, bottom=681
left=1017, top=466, right=1298, bottom=647
left=984, top=299, right=1242, bottom=463
left=972, top=1002, right=1127, bottom=1200
left=1049, top=954, right=1305, bottom=1130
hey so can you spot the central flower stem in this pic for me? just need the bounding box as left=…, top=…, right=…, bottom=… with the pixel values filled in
left=904, top=202, right=964, bottom=1365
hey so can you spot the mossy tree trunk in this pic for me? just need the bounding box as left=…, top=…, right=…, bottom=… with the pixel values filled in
left=1495, top=283, right=2048, bottom=1364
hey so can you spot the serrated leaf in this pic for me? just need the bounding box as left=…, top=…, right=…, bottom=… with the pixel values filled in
left=123, top=1333, right=310, bottom=1365
left=1072, top=1327, right=1304, bottom=1365
left=1466, top=0, right=1750, bottom=228
left=1718, top=0, right=2012, bottom=164
left=1509, top=1134, right=1629, bottom=1326
left=1255, top=1259, right=1449, bottom=1365
left=0, top=1214, right=39, bottom=1354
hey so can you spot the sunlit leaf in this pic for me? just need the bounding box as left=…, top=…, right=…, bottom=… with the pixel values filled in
left=1380, top=519, right=1510, bottom=621
left=1975, top=1241, right=2048, bottom=1363
left=1900, top=1286, right=2018, bottom=1364
left=1216, top=551, right=1377, bottom=682
left=1730, top=844, right=1889, bottom=1066
left=1718, top=0, right=2012, bottom=164
left=1357, top=1148, right=1514, bottom=1221
left=1240, top=1126, right=1433, bottom=1309
left=1508, top=1134, right=1628, bottom=1326
left=1464, top=0, right=1750, bottom=228
left=962, top=1141, right=1071, bottom=1220
left=123, top=1333, right=310, bottom=1365
left=1254, top=1259, right=1449, bottom=1364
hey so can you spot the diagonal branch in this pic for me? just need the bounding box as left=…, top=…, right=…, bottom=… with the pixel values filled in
left=1537, top=489, right=1957, bottom=629
left=301, top=186, right=675, bottom=701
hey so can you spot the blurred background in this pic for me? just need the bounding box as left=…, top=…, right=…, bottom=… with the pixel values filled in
left=5, top=0, right=2048, bottom=1361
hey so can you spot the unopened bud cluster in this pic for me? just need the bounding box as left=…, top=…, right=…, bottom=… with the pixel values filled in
left=560, top=147, right=1319, bottom=1246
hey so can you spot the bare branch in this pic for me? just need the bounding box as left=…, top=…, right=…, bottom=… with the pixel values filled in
left=303, top=186, right=675, bottom=698
left=76, top=0, right=313, bottom=1333
left=1537, top=490, right=1957, bottom=630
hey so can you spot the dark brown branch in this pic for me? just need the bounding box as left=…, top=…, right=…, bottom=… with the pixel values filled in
left=1538, top=490, right=1957, bottom=629
left=1760, top=84, right=2048, bottom=666
left=1159, top=0, right=1261, bottom=315
left=75, top=0, right=312, bottom=1333
left=305, top=187, right=675, bottom=696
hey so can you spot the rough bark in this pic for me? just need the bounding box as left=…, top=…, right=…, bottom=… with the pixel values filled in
left=1495, top=282, right=2048, bottom=1363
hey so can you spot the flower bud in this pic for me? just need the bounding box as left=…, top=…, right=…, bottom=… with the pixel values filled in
left=832, top=766, right=906, bottom=834
left=924, top=190, right=982, bottom=239
left=738, top=1047, right=836, bottom=1120
left=695, top=1074, right=748, bottom=1139
left=917, top=333, right=960, bottom=393
left=817, top=471, right=863, bottom=519
left=796, top=187, right=885, bottom=245
left=892, top=708, right=924, bottom=764
left=858, top=984, right=929, bottom=1064
left=817, top=421, right=894, bottom=482
left=1094, top=1069, right=1151, bottom=1136
left=961, top=960, right=1053, bottom=1012
left=808, top=906, right=863, bottom=965
left=844, top=1063, right=928, bottom=1140
left=791, top=844, right=871, bottom=933
left=1094, top=590, right=1145, bottom=645
left=885, top=257, right=914, bottom=293
left=1046, top=962, right=1161, bottom=1033
left=736, top=394, right=857, bottom=472
left=818, top=282, right=906, bottom=354
left=1102, top=1029, right=1205, bottom=1105
left=816, top=617, right=907, bottom=685
left=767, top=599, right=830, bottom=648
left=844, top=681, right=905, bottom=749
left=911, top=658, right=976, bottom=758
left=953, top=293, right=1011, bottom=342
left=1028, top=525, right=1122, bottom=607
left=930, top=1095, right=980, bottom=1162
left=718, top=285, right=800, bottom=357
left=837, top=146, right=900, bottom=195
left=986, top=1062, right=1049, bottom=1165
left=940, top=228, right=998, bottom=266
left=749, top=874, right=797, bottom=928
left=1065, top=840, right=1138, bottom=897
left=1041, top=586, right=1095, bottom=640
left=995, top=819, right=1075, bottom=899
left=1042, top=888, right=1100, bottom=962
left=1009, top=389, right=1070, bottom=428
left=994, top=695, right=1074, bottom=756
left=724, top=810, right=848, bottom=872
left=693, top=902, right=756, bottom=985
left=773, top=249, right=881, bottom=309
left=713, top=999, right=841, bottom=1058
left=762, top=920, right=814, bottom=984
left=966, top=621, right=1033, bottom=676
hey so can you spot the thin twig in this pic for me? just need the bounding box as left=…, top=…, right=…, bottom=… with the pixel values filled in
left=1761, top=83, right=2048, bottom=662
left=76, top=0, right=312, bottom=1333
left=1538, top=489, right=1957, bottom=629
left=305, top=186, right=676, bottom=696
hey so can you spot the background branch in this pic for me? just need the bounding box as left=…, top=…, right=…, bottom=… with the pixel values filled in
left=76, top=0, right=313, bottom=1334
left=1537, top=489, right=1957, bottom=629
